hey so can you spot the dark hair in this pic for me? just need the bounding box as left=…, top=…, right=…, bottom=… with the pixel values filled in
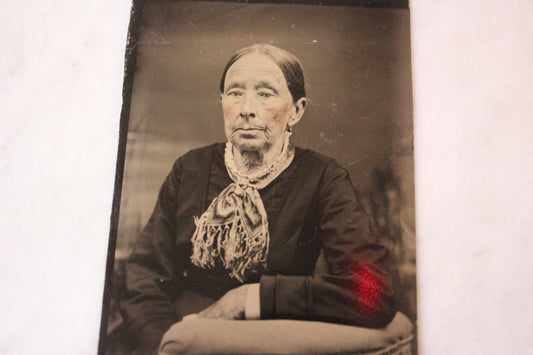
left=219, top=44, right=306, bottom=103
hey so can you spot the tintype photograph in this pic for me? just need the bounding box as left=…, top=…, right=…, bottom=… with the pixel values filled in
left=99, top=0, right=416, bottom=354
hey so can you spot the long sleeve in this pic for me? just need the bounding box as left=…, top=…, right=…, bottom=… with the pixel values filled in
left=260, top=159, right=399, bottom=327
left=120, top=159, right=182, bottom=354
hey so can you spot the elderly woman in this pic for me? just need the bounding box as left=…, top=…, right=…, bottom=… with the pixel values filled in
left=121, top=44, right=400, bottom=354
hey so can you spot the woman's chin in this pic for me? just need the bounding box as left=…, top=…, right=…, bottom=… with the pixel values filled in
left=232, top=137, right=267, bottom=153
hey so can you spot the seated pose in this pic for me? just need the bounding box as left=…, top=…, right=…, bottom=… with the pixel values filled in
left=121, top=44, right=400, bottom=354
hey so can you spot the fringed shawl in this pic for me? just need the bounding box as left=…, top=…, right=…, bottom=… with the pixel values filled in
left=190, top=135, right=294, bottom=282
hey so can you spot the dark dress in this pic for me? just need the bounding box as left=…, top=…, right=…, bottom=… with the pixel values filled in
left=121, top=143, right=399, bottom=354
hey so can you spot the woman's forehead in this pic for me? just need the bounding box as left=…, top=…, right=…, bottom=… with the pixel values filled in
left=225, top=53, right=286, bottom=87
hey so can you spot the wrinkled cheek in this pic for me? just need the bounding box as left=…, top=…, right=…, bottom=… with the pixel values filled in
left=269, top=115, right=285, bottom=129
left=264, top=111, right=287, bottom=132
left=222, top=106, right=238, bottom=127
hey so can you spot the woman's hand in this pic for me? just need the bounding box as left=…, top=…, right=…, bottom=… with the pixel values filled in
left=197, top=284, right=249, bottom=320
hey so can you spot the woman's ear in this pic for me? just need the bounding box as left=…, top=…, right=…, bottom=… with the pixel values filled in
left=288, top=97, right=307, bottom=126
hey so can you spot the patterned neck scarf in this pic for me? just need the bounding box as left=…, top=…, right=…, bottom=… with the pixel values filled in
left=190, top=133, right=294, bottom=282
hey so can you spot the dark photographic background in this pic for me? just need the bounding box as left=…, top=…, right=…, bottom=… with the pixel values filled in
left=107, top=0, right=415, bottom=351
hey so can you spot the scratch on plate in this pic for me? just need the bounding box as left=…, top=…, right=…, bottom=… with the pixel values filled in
left=146, top=29, right=170, bottom=44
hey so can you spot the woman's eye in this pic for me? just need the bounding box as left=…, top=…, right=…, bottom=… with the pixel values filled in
left=227, top=90, right=243, bottom=96
left=258, top=92, right=273, bottom=98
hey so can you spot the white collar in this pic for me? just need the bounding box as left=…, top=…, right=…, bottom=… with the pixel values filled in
left=224, top=132, right=295, bottom=190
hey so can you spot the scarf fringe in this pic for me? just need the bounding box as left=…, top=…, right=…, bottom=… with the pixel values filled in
left=190, top=189, right=270, bottom=283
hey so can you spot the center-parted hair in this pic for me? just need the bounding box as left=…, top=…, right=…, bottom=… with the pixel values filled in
left=219, top=44, right=306, bottom=103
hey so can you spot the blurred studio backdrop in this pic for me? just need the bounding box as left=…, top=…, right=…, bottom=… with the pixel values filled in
left=105, top=0, right=415, bottom=350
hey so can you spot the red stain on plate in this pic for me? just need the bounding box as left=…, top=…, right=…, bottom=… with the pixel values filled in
left=352, top=263, right=386, bottom=316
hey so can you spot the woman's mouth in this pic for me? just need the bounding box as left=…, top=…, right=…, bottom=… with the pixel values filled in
left=235, top=127, right=265, bottom=132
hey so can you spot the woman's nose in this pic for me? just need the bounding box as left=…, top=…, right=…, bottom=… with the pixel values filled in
left=239, top=93, right=256, bottom=119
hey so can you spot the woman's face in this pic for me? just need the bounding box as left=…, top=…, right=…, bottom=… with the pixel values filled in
left=221, top=53, right=301, bottom=157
